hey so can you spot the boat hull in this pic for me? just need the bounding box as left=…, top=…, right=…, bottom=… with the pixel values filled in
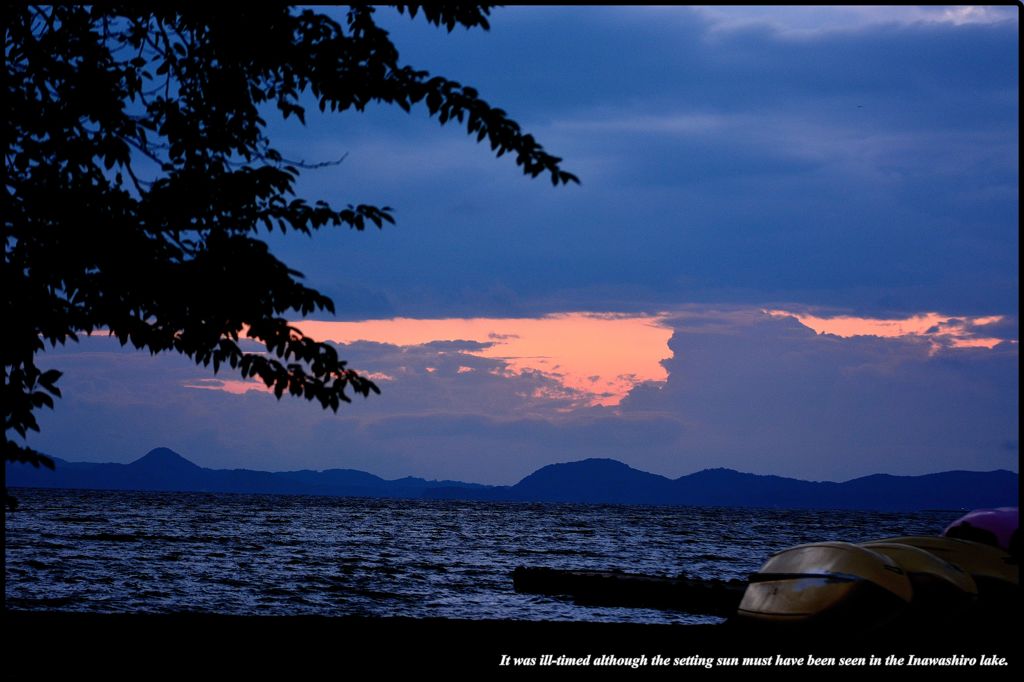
left=860, top=541, right=978, bottom=619
left=943, top=507, right=1018, bottom=557
left=736, top=542, right=912, bottom=626
left=872, top=536, right=1018, bottom=589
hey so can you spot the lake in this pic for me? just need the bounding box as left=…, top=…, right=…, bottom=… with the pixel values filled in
left=4, top=488, right=960, bottom=623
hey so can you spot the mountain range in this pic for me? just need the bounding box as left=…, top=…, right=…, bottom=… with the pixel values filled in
left=6, top=448, right=1018, bottom=511
left=6, top=447, right=489, bottom=499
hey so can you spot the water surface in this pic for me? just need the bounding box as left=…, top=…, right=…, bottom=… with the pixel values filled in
left=5, top=488, right=959, bottom=623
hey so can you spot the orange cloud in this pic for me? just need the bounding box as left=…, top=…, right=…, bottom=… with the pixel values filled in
left=765, top=309, right=1010, bottom=351
left=182, top=378, right=272, bottom=395
left=293, top=313, right=673, bottom=406
left=949, top=337, right=1006, bottom=349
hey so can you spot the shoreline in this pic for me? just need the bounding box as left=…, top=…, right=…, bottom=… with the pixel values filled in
left=4, top=610, right=1017, bottom=674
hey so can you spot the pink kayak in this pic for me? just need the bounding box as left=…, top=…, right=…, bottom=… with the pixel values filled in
left=943, top=507, right=1018, bottom=556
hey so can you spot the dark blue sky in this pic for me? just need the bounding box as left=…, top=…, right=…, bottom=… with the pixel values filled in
left=25, top=6, right=1020, bottom=483
left=261, top=5, right=1018, bottom=319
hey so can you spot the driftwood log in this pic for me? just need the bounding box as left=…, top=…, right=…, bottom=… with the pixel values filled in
left=512, top=566, right=746, bottom=617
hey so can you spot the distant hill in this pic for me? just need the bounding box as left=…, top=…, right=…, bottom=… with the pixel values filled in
left=7, top=449, right=1018, bottom=511
left=6, top=447, right=487, bottom=499
left=423, top=458, right=1018, bottom=512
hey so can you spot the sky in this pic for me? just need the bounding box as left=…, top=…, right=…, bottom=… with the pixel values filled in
left=25, top=6, right=1019, bottom=484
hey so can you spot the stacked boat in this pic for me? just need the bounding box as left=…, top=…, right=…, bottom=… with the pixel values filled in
left=736, top=508, right=1018, bottom=626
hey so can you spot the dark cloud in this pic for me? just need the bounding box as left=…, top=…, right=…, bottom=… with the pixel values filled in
left=620, top=310, right=1019, bottom=480
left=967, top=315, right=1019, bottom=341
left=257, top=8, right=1016, bottom=319
left=416, top=339, right=495, bottom=352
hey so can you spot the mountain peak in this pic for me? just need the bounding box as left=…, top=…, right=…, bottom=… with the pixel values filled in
left=512, top=457, right=674, bottom=503
left=130, top=447, right=201, bottom=470
left=688, top=467, right=743, bottom=477
left=538, top=458, right=637, bottom=472
left=518, top=458, right=642, bottom=483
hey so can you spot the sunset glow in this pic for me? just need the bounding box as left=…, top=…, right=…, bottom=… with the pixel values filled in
left=766, top=310, right=1008, bottom=350
left=293, top=313, right=674, bottom=406
left=182, top=378, right=272, bottom=395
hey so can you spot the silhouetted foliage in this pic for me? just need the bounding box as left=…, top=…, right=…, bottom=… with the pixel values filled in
left=2, top=6, right=577, bottom=507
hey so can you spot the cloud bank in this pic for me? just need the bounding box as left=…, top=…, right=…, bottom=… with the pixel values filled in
left=25, top=306, right=1017, bottom=484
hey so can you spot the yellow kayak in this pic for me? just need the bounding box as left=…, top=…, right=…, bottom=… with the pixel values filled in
left=872, top=536, right=1018, bottom=589
left=737, top=542, right=912, bottom=624
left=860, top=541, right=978, bottom=614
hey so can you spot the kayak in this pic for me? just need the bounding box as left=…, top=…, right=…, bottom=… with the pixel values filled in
left=737, top=542, right=912, bottom=625
left=872, top=535, right=1018, bottom=591
left=943, top=507, right=1018, bottom=557
left=860, top=541, right=977, bottom=616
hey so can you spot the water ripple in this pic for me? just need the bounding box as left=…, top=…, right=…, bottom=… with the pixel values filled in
left=5, top=488, right=957, bottom=623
